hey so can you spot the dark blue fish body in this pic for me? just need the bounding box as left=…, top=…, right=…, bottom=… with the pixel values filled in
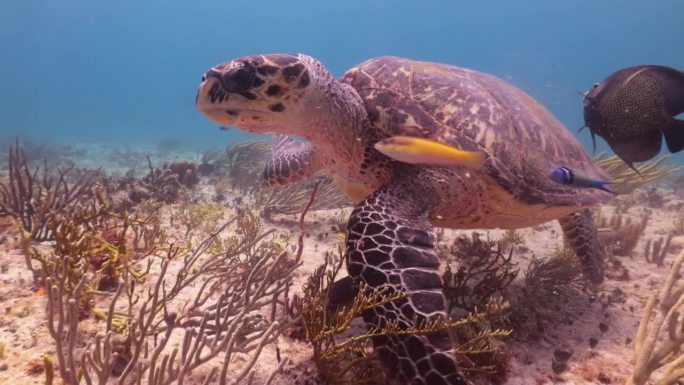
left=583, top=65, right=684, bottom=167
left=549, top=167, right=615, bottom=194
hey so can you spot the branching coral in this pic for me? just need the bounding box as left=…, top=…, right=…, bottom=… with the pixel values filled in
left=511, top=245, right=590, bottom=335
left=141, top=157, right=199, bottom=203
left=672, top=214, right=684, bottom=236
left=291, top=246, right=510, bottom=385
left=87, top=210, right=166, bottom=291
left=291, top=248, right=394, bottom=385
left=443, top=232, right=519, bottom=314
left=105, top=157, right=203, bottom=209
left=496, top=229, right=526, bottom=253
left=643, top=234, right=674, bottom=267
left=595, top=211, right=650, bottom=256
left=44, top=256, right=89, bottom=384
left=21, top=187, right=110, bottom=288
left=627, top=249, right=684, bottom=385
left=42, top=213, right=298, bottom=385
left=522, top=249, right=587, bottom=309
left=439, top=233, right=516, bottom=382
left=169, top=201, right=225, bottom=238
left=23, top=192, right=165, bottom=294
left=593, top=153, right=683, bottom=195
left=0, top=139, right=101, bottom=240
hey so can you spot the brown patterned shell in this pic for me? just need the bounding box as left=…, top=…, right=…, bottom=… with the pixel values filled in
left=341, top=56, right=611, bottom=207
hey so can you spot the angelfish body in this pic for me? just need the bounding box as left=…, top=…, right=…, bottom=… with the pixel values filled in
left=583, top=65, right=684, bottom=166
left=374, top=136, right=487, bottom=169
left=549, top=166, right=615, bottom=194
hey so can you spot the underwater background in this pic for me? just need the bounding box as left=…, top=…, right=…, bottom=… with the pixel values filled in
left=2, top=2, right=684, bottom=384
left=1, top=0, right=683, bottom=164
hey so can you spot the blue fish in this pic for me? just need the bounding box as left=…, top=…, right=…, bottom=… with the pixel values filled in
left=549, top=167, right=615, bottom=194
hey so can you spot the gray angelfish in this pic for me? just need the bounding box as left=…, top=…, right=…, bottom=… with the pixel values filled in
left=583, top=65, right=684, bottom=167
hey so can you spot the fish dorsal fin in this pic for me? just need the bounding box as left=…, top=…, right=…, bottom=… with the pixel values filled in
left=623, top=67, right=650, bottom=86
left=664, top=119, right=684, bottom=153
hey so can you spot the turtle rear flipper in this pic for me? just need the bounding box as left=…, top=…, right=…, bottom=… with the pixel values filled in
left=262, top=135, right=321, bottom=187
left=346, top=182, right=469, bottom=385
left=558, top=209, right=605, bottom=284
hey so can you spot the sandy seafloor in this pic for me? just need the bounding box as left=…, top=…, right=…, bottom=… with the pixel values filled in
left=0, top=140, right=682, bottom=385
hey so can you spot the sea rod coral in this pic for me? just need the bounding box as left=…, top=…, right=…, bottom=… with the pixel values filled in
left=627, top=248, right=684, bottom=385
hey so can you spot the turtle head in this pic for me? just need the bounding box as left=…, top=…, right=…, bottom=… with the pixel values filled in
left=195, top=54, right=332, bottom=135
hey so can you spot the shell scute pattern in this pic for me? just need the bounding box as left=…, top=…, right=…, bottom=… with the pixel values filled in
left=344, top=56, right=610, bottom=208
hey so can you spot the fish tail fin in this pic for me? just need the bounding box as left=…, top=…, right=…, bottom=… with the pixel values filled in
left=597, top=181, right=617, bottom=195
left=663, top=119, right=684, bottom=153
left=469, top=150, right=487, bottom=170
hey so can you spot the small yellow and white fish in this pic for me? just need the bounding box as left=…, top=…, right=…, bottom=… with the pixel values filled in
left=374, top=136, right=487, bottom=169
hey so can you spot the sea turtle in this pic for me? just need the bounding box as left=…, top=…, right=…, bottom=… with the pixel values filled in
left=195, top=54, right=612, bottom=385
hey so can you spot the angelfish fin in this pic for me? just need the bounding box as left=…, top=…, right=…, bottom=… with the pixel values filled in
left=626, top=162, right=645, bottom=180
left=663, top=119, right=684, bottom=153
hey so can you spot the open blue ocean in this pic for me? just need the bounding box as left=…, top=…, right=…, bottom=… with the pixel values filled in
left=1, top=0, right=683, bottom=162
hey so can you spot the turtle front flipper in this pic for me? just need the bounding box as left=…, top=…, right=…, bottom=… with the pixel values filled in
left=262, top=135, right=321, bottom=187
left=558, top=209, right=605, bottom=284
left=346, top=181, right=469, bottom=385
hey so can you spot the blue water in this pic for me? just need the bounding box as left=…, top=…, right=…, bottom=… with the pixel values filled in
left=1, top=0, right=683, bottom=163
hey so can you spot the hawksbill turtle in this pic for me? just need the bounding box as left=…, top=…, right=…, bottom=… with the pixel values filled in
left=195, top=54, right=612, bottom=385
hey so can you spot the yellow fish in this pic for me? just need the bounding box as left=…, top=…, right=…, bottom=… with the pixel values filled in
left=374, top=136, right=487, bottom=169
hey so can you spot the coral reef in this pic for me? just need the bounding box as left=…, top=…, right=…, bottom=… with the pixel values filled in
left=510, top=244, right=591, bottom=341
left=595, top=211, right=650, bottom=256
left=291, top=247, right=510, bottom=385
left=104, top=157, right=201, bottom=210
left=442, top=232, right=519, bottom=314
left=38, top=212, right=297, bottom=385
left=2, top=137, right=683, bottom=385
left=0, top=139, right=101, bottom=241
left=643, top=234, right=674, bottom=267
left=627, top=249, right=684, bottom=385
left=141, top=157, right=200, bottom=202
left=169, top=200, right=225, bottom=237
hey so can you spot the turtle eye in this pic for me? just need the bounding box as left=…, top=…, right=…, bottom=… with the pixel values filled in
left=220, top=64, right=256, bottom=93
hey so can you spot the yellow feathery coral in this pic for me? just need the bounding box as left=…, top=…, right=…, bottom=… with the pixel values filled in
left=593, top=153, right=683, bottom=194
